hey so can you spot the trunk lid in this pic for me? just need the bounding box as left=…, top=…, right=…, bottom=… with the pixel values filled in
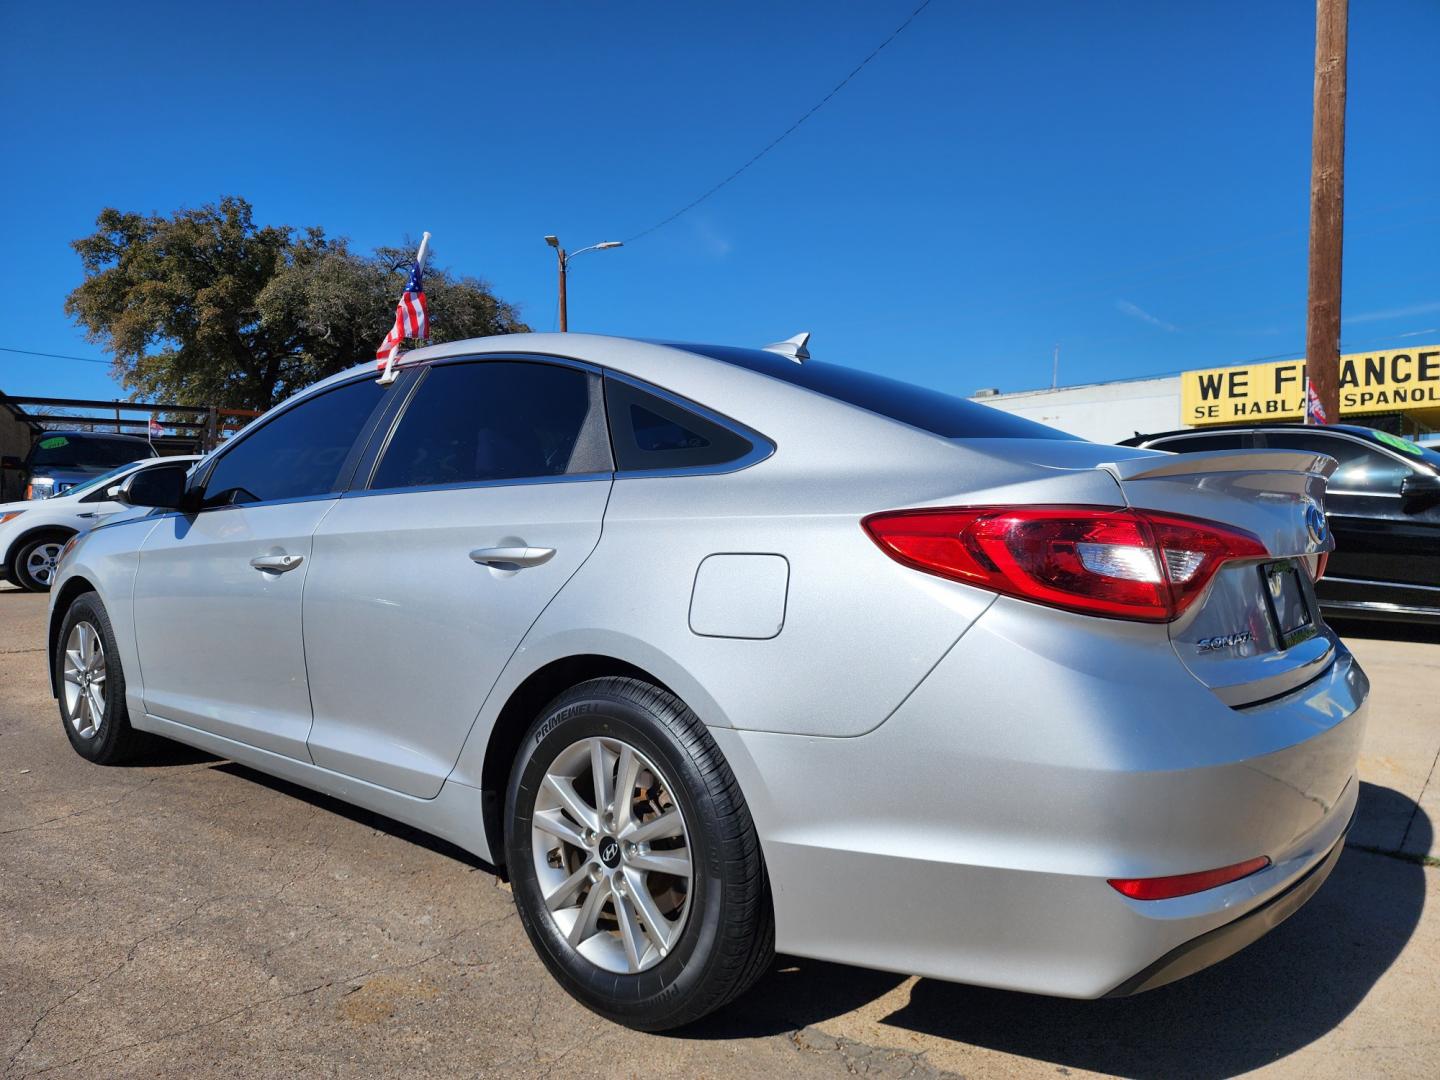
left=1100, top=449, right=1338, bottom=707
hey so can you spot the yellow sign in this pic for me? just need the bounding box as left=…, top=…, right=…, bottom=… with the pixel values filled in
left=1180, top=346, right=1440, bottom=425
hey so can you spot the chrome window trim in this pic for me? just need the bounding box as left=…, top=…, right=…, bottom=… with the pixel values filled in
left=153, top=491, right=344, bottom=519
left=603, top=370, right=776, bottom=479
left=345, top=472, right=613, bottom=500
left=1148, top=431, right=1260, bottom=451
left=1325, top=574, right=1440, bottom=594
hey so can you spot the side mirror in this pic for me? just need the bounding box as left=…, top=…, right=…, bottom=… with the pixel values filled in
left=1400, top=473, right=1440, bottom=505
left=113, top=462, right=191, bottom=510
left=0, top=455, right=21, bottom=470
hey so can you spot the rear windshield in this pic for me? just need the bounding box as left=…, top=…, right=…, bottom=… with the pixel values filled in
left=29, top=435, right=154, bottom=469
left=673, top=344, right=1078, bottom=441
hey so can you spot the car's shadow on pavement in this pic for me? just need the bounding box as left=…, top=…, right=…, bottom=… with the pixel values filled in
left=694, top=782, right=1429, bottom=1080
left=210, top=761, right=500, bottom=874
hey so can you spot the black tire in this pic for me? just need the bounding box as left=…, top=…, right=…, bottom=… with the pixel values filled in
left=505, top=677, right=774, bottom=1031
left=55, top=591, right=145, bottom=764
left=10, top=530, right=71, bottom=592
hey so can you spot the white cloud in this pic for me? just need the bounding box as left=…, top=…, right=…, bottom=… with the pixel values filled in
left=689, top=216, right=733, bottom=258
left=1344, top=299, right=1440, bottom=324
left=1116, top=299, right=1179, bottom=333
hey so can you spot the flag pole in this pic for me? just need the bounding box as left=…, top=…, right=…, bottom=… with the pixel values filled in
left=379, top=231, right=432, bottom=385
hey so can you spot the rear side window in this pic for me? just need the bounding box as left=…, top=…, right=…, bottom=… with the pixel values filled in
left=1149, top=433, right=1250, bottom=452
left=671, top=343, right=1078, bottom=441
left=202, top=378, right=387, bottom=506
left=371, top=360, right=609, bottom=490
left=1262, top=432, right=1415, bottom=494
left=605, top=377, right=757, bottom=472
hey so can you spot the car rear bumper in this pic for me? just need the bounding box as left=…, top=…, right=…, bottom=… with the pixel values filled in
left=710, top=599, right=1368, bottom=998
left=1105, top=809, right=1350, bottom=996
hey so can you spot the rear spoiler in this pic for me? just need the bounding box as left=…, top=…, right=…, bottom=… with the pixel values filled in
left=1100, top=448, right=1338, bottom=483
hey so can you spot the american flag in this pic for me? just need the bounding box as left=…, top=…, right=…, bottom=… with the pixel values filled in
left=1304, top=375, right=1328, bottom=425
left=148, top=414, right=163, bottom=439
left=375, top=260, right=429, bottom=370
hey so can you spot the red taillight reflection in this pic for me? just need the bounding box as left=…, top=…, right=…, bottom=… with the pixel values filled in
left=862, top=505, right=1267, bottom=623
left=1107, top=856, right=1271, bottom=900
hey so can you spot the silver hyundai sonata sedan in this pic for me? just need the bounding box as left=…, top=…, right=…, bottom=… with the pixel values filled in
left=48, top=333, right=1366, bottom=1030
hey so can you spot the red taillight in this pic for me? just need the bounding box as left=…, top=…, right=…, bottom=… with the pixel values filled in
left=23, top=483, right=34, bottom=500
left=862, top=505, right=1267, bottom=623
left=1107, top=856, right=1271, bottom=900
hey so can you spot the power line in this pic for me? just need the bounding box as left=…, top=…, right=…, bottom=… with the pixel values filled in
left=0, top=345, right=112, bottom=366
left=624, top=0, right=934, bottom=244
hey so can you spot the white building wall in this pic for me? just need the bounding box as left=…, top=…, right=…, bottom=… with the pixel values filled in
left=970, top=376, right=1182, bottom=444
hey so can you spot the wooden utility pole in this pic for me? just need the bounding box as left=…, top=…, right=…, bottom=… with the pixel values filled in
left=1304, top=0, right=1348, bottom=424
left=557, top=249, right=569, bottom=332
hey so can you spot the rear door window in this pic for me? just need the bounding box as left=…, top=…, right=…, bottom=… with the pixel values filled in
left=370, top=360, right=610, bottom=490
left=1148, top=433, right=1252, bottom=453
left=604, top=377, right=759, bottom=472
left=1261, top=432, right=1414, bottom=494
left=29, top=436, right=154, bottom=469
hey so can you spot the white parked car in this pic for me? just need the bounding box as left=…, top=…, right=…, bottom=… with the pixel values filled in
left=0, top=456, right=199, bottom=591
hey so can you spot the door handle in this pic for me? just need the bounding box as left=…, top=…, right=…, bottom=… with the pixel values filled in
left=469, top=546, right=556, bottom=569
left=250, top=554, right=304, bottom=573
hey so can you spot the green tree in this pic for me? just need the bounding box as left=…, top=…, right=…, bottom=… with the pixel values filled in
left=65, top=197, right=530, bottom=410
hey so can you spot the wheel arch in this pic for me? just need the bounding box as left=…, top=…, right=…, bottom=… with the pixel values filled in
left=48, top=573, right=99, bottom=695
left=478, top=654, right=677, bottom=874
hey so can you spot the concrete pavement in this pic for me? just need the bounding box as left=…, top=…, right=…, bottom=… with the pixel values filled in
left=2, top=584, right=1436, bottom=1078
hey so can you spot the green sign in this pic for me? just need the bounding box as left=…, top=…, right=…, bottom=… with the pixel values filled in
left=1373, top=430, right=1423, bottom=457
left=37, top=436, right=68, bottom=449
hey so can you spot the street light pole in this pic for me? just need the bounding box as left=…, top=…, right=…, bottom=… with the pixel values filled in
left=545, top=236, right=623, bottom=332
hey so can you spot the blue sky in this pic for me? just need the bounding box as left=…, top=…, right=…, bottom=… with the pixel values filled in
left=2, top=0, right=1436, bottom=403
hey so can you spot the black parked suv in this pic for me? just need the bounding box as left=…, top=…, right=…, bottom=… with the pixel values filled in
left=1121, top=424, right=1440, bottom=625
left=8, top=431, right=158, bottom=501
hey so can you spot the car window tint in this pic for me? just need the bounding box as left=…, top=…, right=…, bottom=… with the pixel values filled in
left=605, top=377, right=755, bottom=471
left=372, top=361, right=602, bottom=489
left=1150, top=433, right=1249, bottom=452
left=670, top=343, right=1078, bottom=441
left=1263, top=432, right=1413, bottom=493
left=202, top=378, right=386, bottom=506
left=30, top=436, right=153, bottom=469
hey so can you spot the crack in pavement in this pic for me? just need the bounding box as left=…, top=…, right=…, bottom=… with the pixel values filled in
left=789, top=1025, right=962, bottom=1079
left=13, top=951, right=448, bottom=1077
left=1398, top=738, right=1440, bottom=856
left=0, top=777, right=161, bottom=837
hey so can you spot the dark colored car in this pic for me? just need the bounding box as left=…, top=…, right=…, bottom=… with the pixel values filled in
left=1121, top=423, right=1440, bottom=624
left=13, top=431, right=158, bottom=500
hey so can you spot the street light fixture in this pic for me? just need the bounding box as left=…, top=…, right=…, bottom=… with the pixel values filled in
left=545, top=236, right=623, bottom=331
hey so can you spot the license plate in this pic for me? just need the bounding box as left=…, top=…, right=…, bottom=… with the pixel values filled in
left=1262, top=560, right=1314, bottom=647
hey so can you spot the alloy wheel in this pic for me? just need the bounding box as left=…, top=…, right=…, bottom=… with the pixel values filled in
left=62, top=621, right=107, bottom=739
left=530, top=736, right=693, bottom=974
left=25, top=542, right=64, bottom=587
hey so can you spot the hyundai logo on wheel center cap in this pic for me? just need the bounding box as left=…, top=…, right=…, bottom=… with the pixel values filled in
left=598, top=836, right=621, bottom=868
